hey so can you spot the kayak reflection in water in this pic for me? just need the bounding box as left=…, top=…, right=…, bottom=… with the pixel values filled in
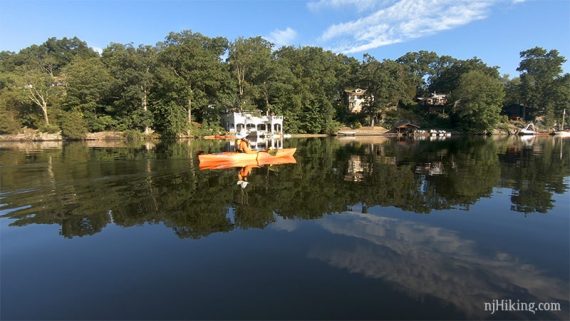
left=197, top=147, right=297, bottom=189
left=237, top=165, right=254, bottom=189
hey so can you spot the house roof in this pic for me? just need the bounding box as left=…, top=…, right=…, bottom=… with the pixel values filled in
left=345, top=88, right=366, bottom=95
left=393, top=120, right=420, bottom=129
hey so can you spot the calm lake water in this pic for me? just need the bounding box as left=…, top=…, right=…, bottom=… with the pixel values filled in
left=1, top=137, right=569, bottom=320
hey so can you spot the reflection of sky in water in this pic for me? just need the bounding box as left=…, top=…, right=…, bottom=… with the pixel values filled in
left=308, top=211, right=569, bottom=319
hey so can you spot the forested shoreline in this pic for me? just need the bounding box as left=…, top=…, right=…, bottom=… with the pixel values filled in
left=0, top=31, right=568, bottom=139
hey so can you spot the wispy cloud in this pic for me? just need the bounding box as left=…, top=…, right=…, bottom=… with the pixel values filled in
left=317, top=0, right=522, bottom=54
left=308, top=0, right=384, bottom=12
left=265, top=27, right=298, bottom=47
left=310, top=212, right=569, bottom=319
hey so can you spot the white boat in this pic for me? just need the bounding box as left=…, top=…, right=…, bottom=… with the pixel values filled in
left=518, top=123, right=537, bottom=136
left=553, top=109, right=569, bottom=137
left=554, top=130, right=570, bottom=137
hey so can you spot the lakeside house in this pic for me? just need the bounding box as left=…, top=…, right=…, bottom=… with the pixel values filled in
left=221, top=112, right=284, bottom=138
left=417, top=92, right=448, bottom=113
left=345, top=88, right=372, bottom=113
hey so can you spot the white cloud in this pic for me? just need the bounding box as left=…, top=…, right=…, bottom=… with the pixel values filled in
left=318, top=0, right=522, bottom=54
left=265, top=27, right=298, bottom=47
left=308, top=0, right=384, bottom=12
left=91, top=46, right=103, bottom=55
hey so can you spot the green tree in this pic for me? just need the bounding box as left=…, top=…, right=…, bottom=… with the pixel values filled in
left=0, top=37, right=96, bottom=131
left=228, top=37, right=273, bottom=111
left=62, top=57, right=113, bottom=131
left=359, top=55, right=415, bottom=126
left=13, top=67, right=64, bottom=127
left=396, top=50, right=439, bottom=96
left=0, top=66, right=28, bottom=130
left=517, top=47, right=568, bottom=122
left=59, top=110, right=88, bottom=139
left=549, top=74, right=570, bottom=128
left=0, top=100, right=21, bottom=134
left=14, top=37, right=97, bottom=77
left=430, top=57, right=499, bottom=94
left=273, top=46, right=348, bottom=133
left=155, top=30, right=229, bottom=136
left=451, top=70, right=505, bottom=132
left=504, top=76, right=522, bottom=106
left=152, top=100, right=189, bottom=137
left=102, top=43, right=157, bottom=133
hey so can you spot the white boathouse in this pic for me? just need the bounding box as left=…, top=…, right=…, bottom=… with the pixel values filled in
left=221, top=112, right=284, bottom=137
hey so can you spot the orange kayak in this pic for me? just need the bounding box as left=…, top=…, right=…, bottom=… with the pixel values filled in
left=199, top=148, right=297, bottom=170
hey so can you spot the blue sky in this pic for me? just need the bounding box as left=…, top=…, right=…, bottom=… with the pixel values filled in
left=1, top=0, right=569, bottom=76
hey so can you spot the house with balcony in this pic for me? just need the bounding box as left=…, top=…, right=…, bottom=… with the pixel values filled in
left=346, top=88, right=373, bottom=113
left=417, top=92, right=448, bottom=113
left=221, top=112, right=284, bottom=138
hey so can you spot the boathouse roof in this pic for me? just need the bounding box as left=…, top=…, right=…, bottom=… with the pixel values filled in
left=393, top=120, right=420, bottom=129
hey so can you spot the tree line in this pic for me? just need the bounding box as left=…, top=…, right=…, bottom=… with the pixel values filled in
left=0, top=31, right=568, bottom=137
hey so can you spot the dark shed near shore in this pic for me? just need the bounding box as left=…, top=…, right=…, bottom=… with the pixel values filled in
left=391, top=121, right=420, bottom=135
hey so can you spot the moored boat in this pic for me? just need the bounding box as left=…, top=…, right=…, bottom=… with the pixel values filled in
left=518, top=123, right=537, bottom=135
left=554, top=130, right=570, bottom=137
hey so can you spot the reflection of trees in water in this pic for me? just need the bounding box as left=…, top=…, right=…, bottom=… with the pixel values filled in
left=424, top=139, right=501, bottom=209
left=309, top=212, right=569, bottom=320
left=0, top=137, right=568, bottom=238
left=499, top=138, right=569, bottom=213
left=333, top=138, right=502, bottom=212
